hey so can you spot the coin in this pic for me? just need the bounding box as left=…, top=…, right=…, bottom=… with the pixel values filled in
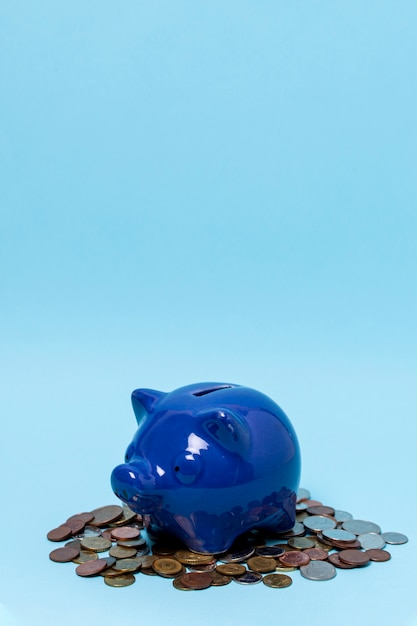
left=333, top=510, right=353, bottom=523
left=275, top=565, right=297, bottom=572
left=247, top=556, right=277, bottom=573
left=75, top=558, right=109, bottom=576
left=90, top=505, right=123, bottom=527
left=188, top=561, right=217, bottom=572
left=49, top=546, right=80, bottom=563
left=104, top=574, right=136, bottom=587
left=67, top=512, right=94, bottom=524
left=342, top=519, right=381, bottom=535
left=113, top=558, right=142, bottom=573
left=220, top=547, right=255, bottom=562
left=117, top=537, right=147, bottom=548
left=47, top=525, right=73, bottom=542
left=65, top=518, right=86, bottom=535
left=216, top=563, right=247, bottom=576
left=306, top=505, right=335, bottom=517
left=358, top=533, right=386, bottom=550
left=366, top=549, right=391, bottom=562
left=151, top=543, right=177, bottom=556
left=65, top=539, right=82, bottom=550
left=234, top=571, right=263, bottom=585
left=279, top=551, right=310, bottom=568
left=111, top=527, right=140, bottom=541
left=327, top=553, right=356, bottom=569
left=72, top=550, right=99, bottom=564
left=80, top=537, right=112, bottom=553
left=322, top=529, right=357, bottom=544
left=138, top=555, right=158, bottom=569
left=109, top=545, right=137, bottom=559
left=152, top=558, right=183, bottom=577
left=108, top=505, right=137, bottom=527
left=255, top=546, right=285, bottom=557
left=338, top=549, right=370, bottom=567
left=381, top=532, right=408, bottom=545
left=297, top=488, right=311, bottom=502
left=210, top=571, right=232, bottom=586
left=300, top=560, right=336, bottom=581
left=303, top=548, right=328, bottom=561
left=296, top=502, right=308, bottom=512
left=174, top=550, right=215, bottom=565
left=180, top=572, right=213, bottom=590
left=303, top=516, right=337, bottom=533
left=275, top=522, right=306, bottom=538
left=263, top=573, right=292, bottom=588
left=288, top=537, right=315, bottom=550
left=76, top=526, right=102, bottom=538
left=172, top=577, right=193, bottom=590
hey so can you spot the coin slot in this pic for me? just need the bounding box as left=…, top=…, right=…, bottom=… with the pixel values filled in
left=192, top=386, right=232, bottom=397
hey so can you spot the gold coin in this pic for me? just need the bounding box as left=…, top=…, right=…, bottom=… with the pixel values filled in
left=174, top=550, right=215, bottom=565
left=152, top=558, right=183, bottom=577
left=263, top=574, right=293, bottom=588
left=99, top=567, right=123, bottom=578
left=80, top=537, right=112, bottom=553
left=216, top=563, right=246, bottom=576
left=113, top=558, right=142, bottom=573
left=247, top=556, right=277, bottom=573
left=72, top=550, right=99, bottom=564
left=275, top=565, right=297, bottom=573
left=210, top=572, right=232, bottom=586
left=104, top=574, right=136, bottom=587
left=90, top=505, right=123, bottom=527
left=109, top=545, right=137, bottom=559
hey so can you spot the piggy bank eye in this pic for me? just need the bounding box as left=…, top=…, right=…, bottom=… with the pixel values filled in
left=124, top=443, right=135, bottom=463
left=173, top=454, right=202, bottom=484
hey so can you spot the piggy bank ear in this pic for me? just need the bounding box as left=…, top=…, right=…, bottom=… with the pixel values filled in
left=131, top=388, right=166, bottom=424
left=200, top=408, right=250, bottom=455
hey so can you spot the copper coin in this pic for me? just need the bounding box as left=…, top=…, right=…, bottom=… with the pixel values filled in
left=90, top=505, right=123, bottom=527
left=151, top=543, right=177, bottom=556
left=366, top=549, right=391, bottom=562
left=216, top=563, right=247, bottom=576
left=65, top=519, right=86, bottom=535
left=247, top=556, right=277, bottom=573
left=67, top=512, right=94, bottom=524
left=75, top=558, right=109, bottom=576
left=65, top=539, right=82, bottom=550
left=210, top=571, right=232, bottom=586
left=111, top=527, right=140, bottom=541
left=303, top=500, right=322, bottom=506
left=328, top=553, right=356, bottom=569
left=47, top=525, right=73, bottom=542
left=101, top=529, right=114, bottom=541
left=306, top=505, right=335, bottom=517
left=172, top=577, right=193, bottom=591
left=80, top=537, right=112, bottom=553
left=180, top=572, right=213, bottom=590
left=279, top=551, right=310, bottom=567
left=303, top=548, right=328, bottom=561
left=104, top=573, right=136, bottom=587
left=109, top=545, right=137, bottom=559
left=72, top=550, right=99, bottom=564
left=338, top=549, right=370, bottom=567
left=263, top=573, right=293, bottom=588
left=49, top=546, right=80, bottom=562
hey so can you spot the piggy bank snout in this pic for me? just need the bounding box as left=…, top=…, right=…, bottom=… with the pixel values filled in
left=111, top=460, right=152, bottom=500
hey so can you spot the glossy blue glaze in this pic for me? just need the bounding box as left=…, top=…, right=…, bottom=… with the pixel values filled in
left=111, top=382, right=301, bottom=554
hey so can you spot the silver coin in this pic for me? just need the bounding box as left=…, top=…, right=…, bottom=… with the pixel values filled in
left=275, top=522, right=306, bottom=538
left=297, top=488, right=311, bottom=502
left=300, top=560, right=337, bottom=581
left=73, top=526, right=102, bottom=539
left=342, top=519, right=381, bottom=535
left=234, top=571, right=263, bottom=585
left=381, top=532, right=408, bottom=545
left=219, top=547, right=255, bottom=563
left=296, top=502, right=308, bottom=512
left=322, top=528, right=357, bottom=543
left=333, top=510, right=353, bottom=523
left=358, top=532, right=386, bottom=550
left=303, top=516, right=337, bottom=533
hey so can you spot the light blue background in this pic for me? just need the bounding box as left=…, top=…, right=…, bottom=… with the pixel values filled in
left=1, top=2, right=416, bottom=625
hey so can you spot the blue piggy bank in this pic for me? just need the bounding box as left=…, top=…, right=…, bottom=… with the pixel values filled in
left=111, top=382, right=301, bottom=554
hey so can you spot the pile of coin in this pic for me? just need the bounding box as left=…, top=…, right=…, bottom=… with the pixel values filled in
left=47, top=489, right=408, bottom=589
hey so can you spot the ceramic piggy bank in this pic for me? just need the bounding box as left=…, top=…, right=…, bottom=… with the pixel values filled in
left=111, top=382, right=301, bottom=553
